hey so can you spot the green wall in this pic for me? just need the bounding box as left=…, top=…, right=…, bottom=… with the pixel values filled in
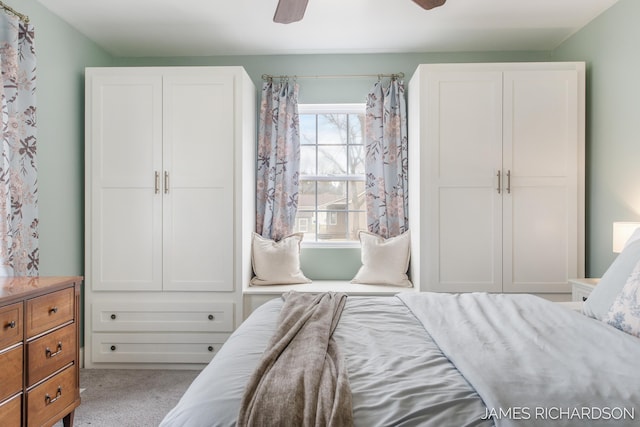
left=114, top=51, right=551, bottom=104
left=553, top=0, right=640, bottom=277
left=5, top=0, right=637, bottom=281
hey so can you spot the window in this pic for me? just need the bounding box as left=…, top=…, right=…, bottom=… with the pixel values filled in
left=294, top=104, right=367, bottom=244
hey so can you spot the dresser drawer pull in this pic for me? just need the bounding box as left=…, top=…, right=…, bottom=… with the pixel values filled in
left=582, top=296, right=588, bottom=302
left=110, top=314, right=117, bottom=320
left=110, top=345, right=117, bottom=351
left=5, top=320, right=16, bottom=329
left=45, top=386, right=63, bottom=405
left=208, top=346, right=214, bottom=352
left=208, top=314, right=215, bottom=320
left=45, top=342, right=64, bottom=358
left=49, top=306, right=59, bottom=314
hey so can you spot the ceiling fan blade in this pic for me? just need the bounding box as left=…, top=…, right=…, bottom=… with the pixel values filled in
left=273, top=0, right=309, bottom=24
left=412, top=0, right=447, bottom=10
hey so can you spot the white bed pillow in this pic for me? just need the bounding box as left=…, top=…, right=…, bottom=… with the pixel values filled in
left=250, top=233, right=311, bottom=286
left=603, top=258, right=640, bottom=338
left=351, top=230, right=412, bottom=287
left=583, top=238, right=640, bottom=320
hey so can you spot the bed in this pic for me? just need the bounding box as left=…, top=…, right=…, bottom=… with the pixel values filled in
left=161, top=226, right=640, bottom=427
left=160, top=289, right=640, bottom=427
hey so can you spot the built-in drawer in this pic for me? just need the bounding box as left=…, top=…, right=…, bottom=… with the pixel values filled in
left=27, top=323, right=76, bottom=387
left=92, top=332, right=228, bottom=364
left=0, top=345, right=23, bottom=402
left=26, top=364, right=76, bottom=427
left=0, top=393, right=22, bottom=427
left=92, top=301, right=234, bottom=332
left=26, top=288, right=74, bottom=338
left=0, top=302, right=23, bottom=348
left=572, top=286, right=592, bottom=303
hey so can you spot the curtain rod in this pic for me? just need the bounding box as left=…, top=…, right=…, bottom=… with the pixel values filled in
left=261, top=72, right=405, bottom=81
left=0, top=1, right=29, bottom=23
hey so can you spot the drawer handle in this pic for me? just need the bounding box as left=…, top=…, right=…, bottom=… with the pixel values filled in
left=208, top=346, right=214, bottom=352
left=110, top=345, right=117, bottom=351
left=208, top=314, right=215, bottom=320
left=45, top=342, right=63, bottom=358
left=45, top=386, right=62, bottom=405
left=582, top=296, right=588, bottom=302
left=110, top=314, right=117, bottom=320
left=50, top=306, right=59, bottom=314
left=5, top=320, right=16, bottom=329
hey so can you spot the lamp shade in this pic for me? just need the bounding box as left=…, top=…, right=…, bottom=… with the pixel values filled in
left=612, top=222, right=640, bottom=253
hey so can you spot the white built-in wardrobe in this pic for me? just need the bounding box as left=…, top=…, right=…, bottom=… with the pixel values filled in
left=84, top=67, right=255, bottom=368
left=408, top=62, right=585, bottom=294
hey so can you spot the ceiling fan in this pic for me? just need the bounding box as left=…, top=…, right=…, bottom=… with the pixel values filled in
left=274, top=0, right=447, bottom=24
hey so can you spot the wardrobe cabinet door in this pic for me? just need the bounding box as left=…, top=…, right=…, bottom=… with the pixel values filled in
left=162, top=73, right=235, bottom=292
left=502, top=70, right=579, bottom=293
left=424, top=70, right=503, bottom=293
left=87, top=74, right=163, bottom=292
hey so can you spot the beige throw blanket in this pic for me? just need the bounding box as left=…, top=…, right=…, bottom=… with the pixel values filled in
left=237, top=291, right=352, bottom=427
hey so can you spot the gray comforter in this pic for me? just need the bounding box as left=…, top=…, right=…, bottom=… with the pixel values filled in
left=161, top=293, right=640, bottom=427
left=398, top=292, right=640, bottom=426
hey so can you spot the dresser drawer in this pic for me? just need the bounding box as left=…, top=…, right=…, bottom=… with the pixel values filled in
left=27, top=323, right=76, bottom=387
left=92, top=332, right=227, bottom=364
left=573, top=286, right=592, bottom=303
left=26, top=288, right=74, bottom=338
left=0, top=345, right=23, bottom=402
left=0, top=393, right=22, bottom=427
left=0, top=302, right=23, bottom=348
left=26, top=365, right=77, bottom=427
left=92, top=301, right=234, bottom=332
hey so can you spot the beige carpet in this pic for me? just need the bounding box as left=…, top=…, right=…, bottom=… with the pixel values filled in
left=53, top=369, right=201, bottom=427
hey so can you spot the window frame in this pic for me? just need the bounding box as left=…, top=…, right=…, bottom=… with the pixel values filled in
left=296, top=103, right=366, bottom=248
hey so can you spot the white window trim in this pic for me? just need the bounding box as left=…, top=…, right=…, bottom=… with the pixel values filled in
left=298, top=103, right=365, bottom=114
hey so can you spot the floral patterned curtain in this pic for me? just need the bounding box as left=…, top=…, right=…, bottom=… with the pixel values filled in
left=365, top=78, right=408, bottom=238
left=256, top=79, right=300, bottom=241
left=0, top=13, right=38, bottom=275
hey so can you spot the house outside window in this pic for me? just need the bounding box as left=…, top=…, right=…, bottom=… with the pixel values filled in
left=294, top=104, right=366, bottom=245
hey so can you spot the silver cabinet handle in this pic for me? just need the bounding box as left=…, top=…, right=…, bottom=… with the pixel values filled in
left=164, top=171, right=169, bottom=194
left=496, top=170, right=501, bottom=194
left=506, top=170, right=511, bottom=194
left=155, top=171, right=160, bottom=194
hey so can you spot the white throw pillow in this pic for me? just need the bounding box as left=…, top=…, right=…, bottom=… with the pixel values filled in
left=351, top=230, right=412, bottom=287
left=583, top=239, right=640, bottom=320
left=603, top=259, right=640, bottom=338
left=250, top=233, right=311, bottom=285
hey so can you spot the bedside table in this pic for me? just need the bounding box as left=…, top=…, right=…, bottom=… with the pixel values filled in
left=569, top=278, right=599, bottom=302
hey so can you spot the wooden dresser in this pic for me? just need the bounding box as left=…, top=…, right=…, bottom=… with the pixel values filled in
left=0, top=276, right=82, bottom=427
